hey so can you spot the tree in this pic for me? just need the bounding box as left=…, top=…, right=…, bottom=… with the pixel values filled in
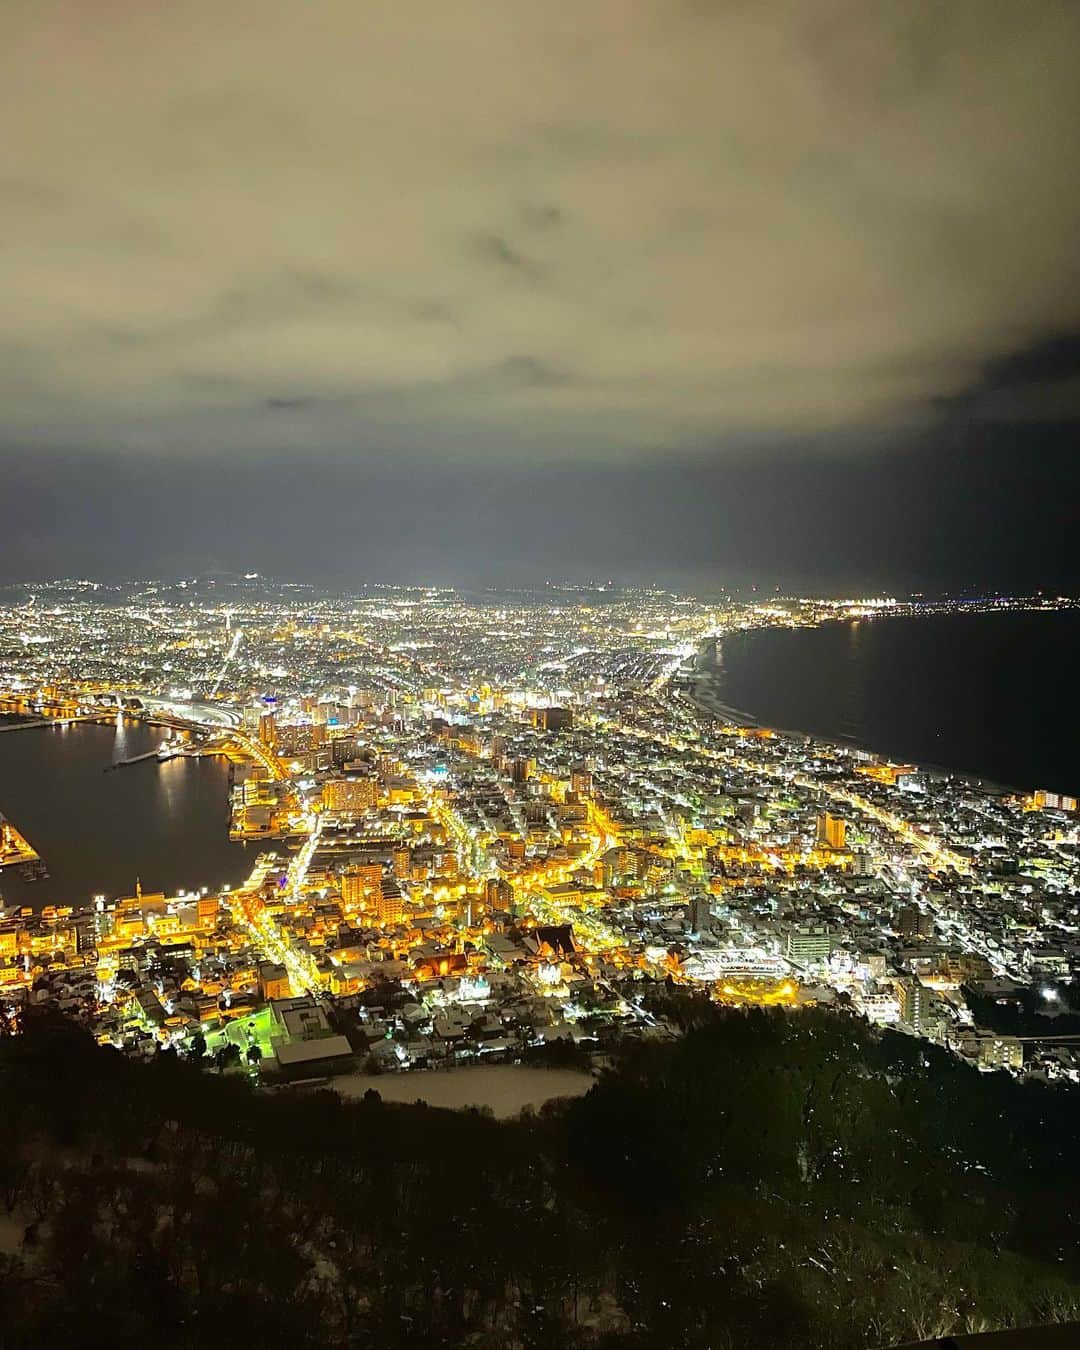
left=246, top=1044, right=262, bottom=1067
left=215, top=1043, right=242, bottom=1072
left=189, top=1032, right=207, bottom=1062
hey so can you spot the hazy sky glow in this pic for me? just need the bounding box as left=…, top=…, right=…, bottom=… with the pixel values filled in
left=2, top=2, right=1078, bottom=588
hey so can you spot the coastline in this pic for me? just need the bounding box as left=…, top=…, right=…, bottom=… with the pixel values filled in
left=0, top=718, right=249, bottom=913
left=687, top=630, right=1039, bottom=798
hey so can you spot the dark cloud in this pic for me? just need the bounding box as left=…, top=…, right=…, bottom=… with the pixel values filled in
left=493, top=356, right=575, bottom=390
left=0, top=1, right=1077, bottom=584
left=467, top=232, right=544, bottom=281
left=3, top=0, right=1077, bottom=458
left=410, top=300, right=458, bottom=324
left=520, top=204, right=565, bottom=230
left=205, top=271, right=360, bottom=328
left=936, top=332, right=1080, bottom=423
left=982, top=334, right=1080, bottom=391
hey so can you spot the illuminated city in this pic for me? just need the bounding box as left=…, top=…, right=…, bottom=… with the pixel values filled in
left=2, top=579, right=1077, bottom=1086
left=4, top=0, right=1080, bottom=1342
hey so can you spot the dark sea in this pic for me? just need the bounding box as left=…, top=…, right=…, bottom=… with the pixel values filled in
left=707, top=610, right=1079, bottom=796
left=0, top=718, right=251, bottom=912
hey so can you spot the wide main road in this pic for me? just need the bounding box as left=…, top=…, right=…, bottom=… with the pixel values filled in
left=224, top=854, right=322, bottom=995
left=135, top=694, right=240, bottom=729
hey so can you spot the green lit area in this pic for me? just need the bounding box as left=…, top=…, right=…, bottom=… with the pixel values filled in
left=201, top=1006, right=275, bottom=1064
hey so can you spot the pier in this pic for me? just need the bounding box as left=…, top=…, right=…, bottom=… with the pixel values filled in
left=0, top=813, right=40, bottom=869
left=108, top=742, right=193, bottom=770
left=0, top=712, right=106, bottom=733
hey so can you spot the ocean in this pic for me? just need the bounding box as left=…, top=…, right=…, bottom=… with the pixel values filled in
left=704, top=609, right=1079, bottom=795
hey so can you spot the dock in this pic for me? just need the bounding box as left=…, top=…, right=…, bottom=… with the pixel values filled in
left=107, top=745, right=191, bottom=770
left=0, top=813, right=41, bottom=868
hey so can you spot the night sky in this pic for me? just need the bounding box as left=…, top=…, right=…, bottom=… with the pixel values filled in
left=2, top=2, right=1078, bottom=594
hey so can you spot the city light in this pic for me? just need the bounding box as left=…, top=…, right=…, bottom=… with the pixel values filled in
left=1, top=582, right=1077, bottom=1087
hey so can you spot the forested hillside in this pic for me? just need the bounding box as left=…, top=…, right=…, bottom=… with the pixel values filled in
left=3, top=1000, right=1080, bottom=1349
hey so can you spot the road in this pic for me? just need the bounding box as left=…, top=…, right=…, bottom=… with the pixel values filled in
left=588, top=706, right=972, bottom=878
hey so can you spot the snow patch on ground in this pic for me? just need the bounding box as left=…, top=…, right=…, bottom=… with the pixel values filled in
left=333, top=1065, right=594, bottom=1117
left=0, top=1211, right=27, bottom=1256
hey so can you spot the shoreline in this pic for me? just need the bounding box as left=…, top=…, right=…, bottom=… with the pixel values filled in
left=688, top=636, right=1039, bottom=799
left=0, top=718, right=249, bottom=914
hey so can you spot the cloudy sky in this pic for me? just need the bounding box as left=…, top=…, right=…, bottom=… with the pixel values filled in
left=2, top=1, right=1078, bottom=591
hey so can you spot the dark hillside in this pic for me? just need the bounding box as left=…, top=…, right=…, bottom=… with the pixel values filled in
left=3, top=1000, right=1080, bottom=1349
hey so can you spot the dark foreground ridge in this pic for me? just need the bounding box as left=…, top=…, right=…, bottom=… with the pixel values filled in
left=3, top=997, right=1080, bottom=1350
left=897, top=1326, right=1080, bottom=1349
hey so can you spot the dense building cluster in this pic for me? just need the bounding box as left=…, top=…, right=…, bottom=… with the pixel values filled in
left=1, top=578, right=1078, bottom=1086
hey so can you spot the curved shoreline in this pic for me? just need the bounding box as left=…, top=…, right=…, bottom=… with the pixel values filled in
left=688, top=620, right=1073, bottom=798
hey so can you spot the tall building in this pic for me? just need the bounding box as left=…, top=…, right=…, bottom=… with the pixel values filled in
left=896, top=905, right=933, bottom=939
left=258, top=710, right=277, bottom=750
left=968, top=1033, right=1023, bottom=1071
left=689, top=893, right=712, bottom=934
left=1034, top=790, right=1079, bottom=812
left=460, top=892, right=484, bottom=926
left=341, top=864, right=382, bottom=911
left=785, top=925, right=832, bottom=965
left=302, top=746, right=333, bottom=773
left=897, top=976, right=933, bottom=1033
left=531, top=706, right=573, bottom=733
left=377, top=879, right=405, bottom=927
left=330, top=734, right=358, bottom=767
left=259, top=961, right=291, bottom=1001
left=485, top=876, right=513, bottom=910
left=197, top=894, right=220, bottom=928
left=276, top=723, right=314, bottom=757
left=816, top=813, right=846, bottom=851
left=322, top=776, right=377, bottom=812
left=340, top=872, right=365, bottom=910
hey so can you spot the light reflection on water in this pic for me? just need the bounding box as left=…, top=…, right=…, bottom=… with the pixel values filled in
left=713, top=610, right=1080, bottom=795
left=0, top=718, right=249, bottom=911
